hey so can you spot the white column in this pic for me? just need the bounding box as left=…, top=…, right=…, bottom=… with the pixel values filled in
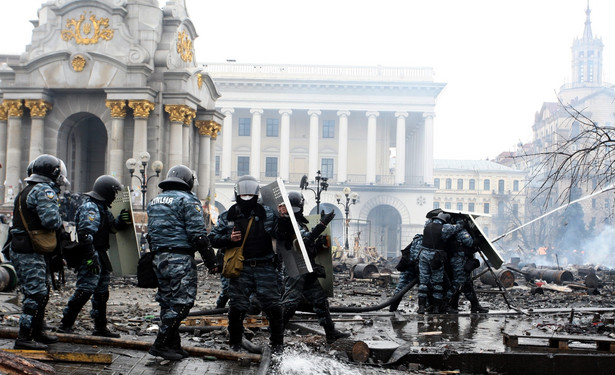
left=195, top=120, right=211, bottom=199
left=182, top=123, right=191, bottom=166
left=221, top=108, right=234, bottom=180
left=105, top=100, right=127, bottom=181
left=250, top=108, right=263, bottom=179
left=308, top=109, right=321, bottom=180
left=366, top=111, right=379, bottom=184
left=337, top=110, right=350, bottom=183
left=279, top=109, right=292, bottom=181
left=395, top=112, right=408, bottom=185
left=3, top=100, right=23, bottom=204
left=165, top=105, right=186, bottom=169
left=423, top=112, right=435, bottom=184
left=210, top=129, right=218, bottom=209
left=24, top=100, right=51, bottom=162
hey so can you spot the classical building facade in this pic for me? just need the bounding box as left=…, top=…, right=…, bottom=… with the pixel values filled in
left=0, top=0, right=447, bottom=259
left=0, top=0, right=222, bottom=209
left=433, top=160, right=527, bottom=246
left=203, top=63, right=446, bottom=258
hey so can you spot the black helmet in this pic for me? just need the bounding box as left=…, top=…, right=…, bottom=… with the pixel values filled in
left=426, top=208, right=443, bottom=219
left=26, top=160, right=34, bottom=177
left=56, top=159, right=70, bottom=187
left=26, top=154, right=61, bottom=183
left=86, top=175, right=122, bottom=204
left=436, top=212, right=451, bottom=223
left=159, top=165, right=194, bottom=191
left=288, top=191, right=304, bottom=214
left=234, top=175, right=260, bottom=199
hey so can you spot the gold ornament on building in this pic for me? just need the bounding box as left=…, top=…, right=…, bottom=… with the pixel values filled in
left=128, top=100, right=155, bottom=118
left=176, top=30, right=193, bottom=62
left=197, top=73, right=203, bottom=89
left=105, top=100, right=127, bottom=118
left=183, top=107, right=196, bottom=125
left=165, top=105, right=189, bottom=123
left=71, top=55, right=87, bottom=72
left=61, top=12, right=114, bottom=45
left=3, top=100, right=24, bottom=118
left=210, top=122, right=222, bottom=140
left=25, top=100, right=53, bottom=118
left=0, top=103, right=8, bottom=122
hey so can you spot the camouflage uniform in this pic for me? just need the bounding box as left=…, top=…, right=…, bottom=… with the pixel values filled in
left=418, top=217, right=463, bottom=313
left=148, top=188, right=216, bottom=359
left=389, top=234, right=422, bottom=312
left=10, top=182, right=62, bottom=347
left=281, top=213, right=349, bottom=343
left=208, top=202, right=287, bottom=350
left=59, top=196, right=124, bottom=335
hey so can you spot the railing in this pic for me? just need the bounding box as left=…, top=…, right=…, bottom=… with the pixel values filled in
left=202, top=63, right=435, bottom=82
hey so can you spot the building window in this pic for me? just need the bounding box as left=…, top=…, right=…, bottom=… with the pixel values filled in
left=468, top=203, right=475, bottom=212
left=484, top=179, right=490, bottom=191
left=215, top=155, right=220, bottom=176
left=469, top=179, right=476, bottom=190
left=457, top=202, right=463, bottom=211
left=238, top=118, right=251, bottom=136
left=484, top=203, right=490, bottom=214
left=445, top=202, right=451, bottom=210
left=322, top=120, right=335, bottom=138
left=498, top=179, right=505, bottom=193
left=321, top=158, right=334, bottom=179
left=265, top=157, right=278, bottom=177
left=512, top=203, right=518, bottom=216
left=513, top=180, right=519, bottom=191
left=433, top=202, right=440, bottom=209
left=483, top=226, right=489, bottom=237
left=237, top=156, right=250, bottom=176
left=266, top=118, right=279, bottom=137
left=434, top=178, right=440, bottom=189
left=498, top=201, right=505, bottom=215
left=445, top=178, right=452, bottom=190
left=457, top=179, right=463, bottom=190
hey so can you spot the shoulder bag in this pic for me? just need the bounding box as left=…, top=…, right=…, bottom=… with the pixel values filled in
left=18, top=192, right=57, bottom=254
left=222, top=217, right=253, bottom=279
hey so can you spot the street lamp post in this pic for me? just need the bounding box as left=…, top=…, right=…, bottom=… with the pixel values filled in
left=336, top=187, right=359, bottom=256
left=125, top=151, right=163, bottom=210
left=300, top=170, right=329, bottom=213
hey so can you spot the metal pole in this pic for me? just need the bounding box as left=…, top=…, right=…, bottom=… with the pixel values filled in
left=344, top=199, right=350, bottom=253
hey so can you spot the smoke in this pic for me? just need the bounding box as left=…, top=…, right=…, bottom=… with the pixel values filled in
left=583, top=226, right=615, bottom=268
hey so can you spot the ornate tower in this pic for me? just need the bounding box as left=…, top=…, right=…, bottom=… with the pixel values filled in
left=571, top=3, right=603, bottom=87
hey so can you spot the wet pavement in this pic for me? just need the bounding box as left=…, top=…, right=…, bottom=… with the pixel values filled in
left=0, top=265, right=614, bottom=374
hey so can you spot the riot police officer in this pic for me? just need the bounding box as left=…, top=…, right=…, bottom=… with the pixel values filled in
left=281, top=192, right=348, bottom=343
left=390, top=233, right=423, bottom=312
left=10, top=154, right=67, bottom=349
left=418, top=211, right=464, bottom=314
left=57, top=175, right=132, bottom=337
left=147, top=165, right=217, bottom=361
left=208, top=175, right=288, bottom=353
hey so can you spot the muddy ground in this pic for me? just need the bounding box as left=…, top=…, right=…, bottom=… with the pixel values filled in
left=1, top=260, right=615, bottom=374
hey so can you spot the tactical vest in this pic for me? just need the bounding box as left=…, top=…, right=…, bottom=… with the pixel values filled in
left=12, top=184, right=45, bottom=232
left=422, top=221, right=447, bottom=251
left=91, top=200, right=111, bottom=251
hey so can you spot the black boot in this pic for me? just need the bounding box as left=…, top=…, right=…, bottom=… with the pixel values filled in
left=468, top=293, right=489, bottom=313
left=171, top=330, right=189, bottom=358
left=58, top=289, right=91, bottom=334
left=92, top=292, right=120, bottom=338
left=15, top=303, right=47, bottom=350
left=447, top=293, right=460, bottom=314
left=31, top=294, right=58, bottom=344
left=282, top=305, right=296, bottom=329
left=317, top=303, right=350, bottom=344
left=149, top=326, right=183, bottom=361
left=417, top=297, right=427, bottom=314
left=265, top=306, right=284, bottom=353
left=227, top=307, right=245, bottom=351
left=431, top=298, right=443, bottom=314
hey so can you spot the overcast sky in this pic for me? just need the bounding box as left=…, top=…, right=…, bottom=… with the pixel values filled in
left=2, top=0, right=615, bottom=161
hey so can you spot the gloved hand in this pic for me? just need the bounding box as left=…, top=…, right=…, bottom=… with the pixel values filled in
left=320, top=210, right=335, bottom=226
left=119, top=209, right=132, bottom=225
left=85, top=256, right=100, bottom=275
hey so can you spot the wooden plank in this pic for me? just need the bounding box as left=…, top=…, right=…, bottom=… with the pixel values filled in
left=504, top=333, right=615, bottom=353
left=2, top=350, right=112, bottom=364
left=184, top=315, right=268, bottom=328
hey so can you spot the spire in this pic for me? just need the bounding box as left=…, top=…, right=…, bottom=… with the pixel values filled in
left=582, top=1, right=593, bottom=40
